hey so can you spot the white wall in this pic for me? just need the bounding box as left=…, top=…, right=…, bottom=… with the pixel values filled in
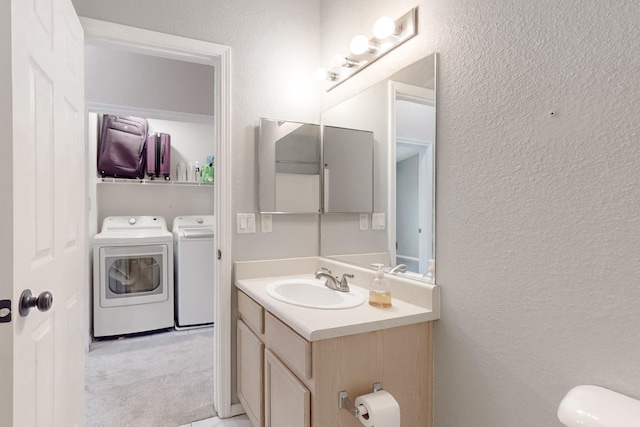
left=321, top=0, right=640, bottom=426
left=72, top=0, right=322, bottom=262
left=396, top=100, right=434, bottom=142
left=85, top=45, right=214, bottom=116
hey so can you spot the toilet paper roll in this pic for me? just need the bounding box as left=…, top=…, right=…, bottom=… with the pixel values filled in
left=354, top=390, right=400, bottom=427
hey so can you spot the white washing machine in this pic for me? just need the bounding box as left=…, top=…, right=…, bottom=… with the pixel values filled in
left=93, top=216, right=174, bottom=337
left=173, top=215, right=215, bottom=328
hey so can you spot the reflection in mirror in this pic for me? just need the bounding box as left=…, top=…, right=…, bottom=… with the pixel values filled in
left=258, top=118, right=321, bottom=213
left=320, top=54, right=436, bottom=283
left=391, top=81, right=435, bottom=276
left=323, top=126, right=373, bottom=213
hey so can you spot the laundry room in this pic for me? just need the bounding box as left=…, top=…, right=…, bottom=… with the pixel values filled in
left=84, top=41, right=218, bottom=424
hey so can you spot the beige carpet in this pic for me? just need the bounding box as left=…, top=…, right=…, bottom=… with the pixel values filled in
left=85, top=328, right=216, bottom=427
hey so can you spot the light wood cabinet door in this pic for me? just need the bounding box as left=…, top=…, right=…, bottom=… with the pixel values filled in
left=264, top=349, right=310, bottom=427
left=238, top=320, right=265, bottom=427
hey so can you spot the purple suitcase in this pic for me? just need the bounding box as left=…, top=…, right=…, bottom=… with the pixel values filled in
left=98, top=115, right=148, bottom=178
left=146, top=133, right=171, bottom=180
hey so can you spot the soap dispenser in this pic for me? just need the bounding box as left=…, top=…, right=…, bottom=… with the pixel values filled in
left=369, top=264, right=392, bottom=308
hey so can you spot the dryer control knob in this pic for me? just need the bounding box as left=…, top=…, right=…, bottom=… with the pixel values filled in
left=129, top=218, right=136, bottom=225
left=196, top=217, right=203, bottom=224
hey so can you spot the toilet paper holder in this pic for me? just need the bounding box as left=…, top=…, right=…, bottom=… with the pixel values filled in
left=338, top=382, right=383, bottom=418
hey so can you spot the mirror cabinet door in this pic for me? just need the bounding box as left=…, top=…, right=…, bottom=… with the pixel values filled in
left=258, top=119, right=321, bottom=214
left=322, top=126, right=374, bottom=214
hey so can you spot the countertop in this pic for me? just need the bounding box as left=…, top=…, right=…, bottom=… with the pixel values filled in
left=236, top=274, right=438, bottom=342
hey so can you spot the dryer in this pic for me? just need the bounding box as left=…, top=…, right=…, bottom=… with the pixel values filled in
left=92, top=216, right=174, bottom=337
left=173, top=215, right=215, bottom=328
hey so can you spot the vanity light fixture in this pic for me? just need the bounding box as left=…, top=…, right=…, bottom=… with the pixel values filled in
left=317, top=7, right=417, bottom=90
left=333, top=55, right=361, bottom=68
left=315, top=67, right=338, bottom=81
left=349, top=34, right=378, bottom=55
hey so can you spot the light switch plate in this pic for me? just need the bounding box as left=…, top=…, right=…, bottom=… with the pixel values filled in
left=372, top=213, right=386, bottom=230
left=261, top=214, right=272, bottom=233
left=236, top=213, right=256, bottom=234
left=359, top=214, right=369, bottom=231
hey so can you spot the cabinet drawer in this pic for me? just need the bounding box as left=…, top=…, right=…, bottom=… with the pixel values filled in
left=238, top=291, right=264, bottom=335
left=264, top=312, right=311, bottom=380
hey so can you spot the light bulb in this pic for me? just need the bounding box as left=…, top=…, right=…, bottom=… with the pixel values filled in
left=373, top=16, right=396, bottom=39
left=350, top=35, right=370, bottom=55
left=333, top=55, right=348, bottom=67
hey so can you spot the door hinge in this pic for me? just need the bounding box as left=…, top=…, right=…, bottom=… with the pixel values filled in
left=0, top=299, right=11, bottom=323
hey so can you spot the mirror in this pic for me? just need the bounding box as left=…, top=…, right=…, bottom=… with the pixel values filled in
left=258, top=118, right=375, bottom=214
left=323, top=126, right=374, bottom=213
left=320, top=54, right=436, bottom=282
left=258, top=118, right=321, bottom=213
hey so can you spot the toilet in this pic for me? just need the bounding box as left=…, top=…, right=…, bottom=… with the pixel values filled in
left=558, top=385, right=640, bottom=426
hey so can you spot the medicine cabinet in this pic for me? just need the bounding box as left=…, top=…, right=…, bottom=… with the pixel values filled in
left=258, top=118, right=374, bottom=214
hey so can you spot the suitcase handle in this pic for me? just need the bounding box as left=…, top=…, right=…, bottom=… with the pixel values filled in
left=155, top=133, right=161, bottom=175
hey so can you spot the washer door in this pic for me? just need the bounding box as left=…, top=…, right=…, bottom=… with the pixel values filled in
left=100, top=245, right=169, bottom=307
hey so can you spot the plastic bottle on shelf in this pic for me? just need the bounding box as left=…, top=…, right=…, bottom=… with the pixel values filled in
left=193, top=161, right=201, bottom=182
left=369, top=263, right=392, bottom=308
left=201, top=162, right=214, bottom=183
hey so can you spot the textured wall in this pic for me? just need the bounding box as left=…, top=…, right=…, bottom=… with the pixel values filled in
left=436, top=1, right=640, bottom=424
left=320, top=0, right=640, bottom=426
left=72, top=0, right=322, bottom=262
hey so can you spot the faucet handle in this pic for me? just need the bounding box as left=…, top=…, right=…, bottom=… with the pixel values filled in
left=340, top=273, right=354, bottom=287
left=320, top=266, right=332, bottom=274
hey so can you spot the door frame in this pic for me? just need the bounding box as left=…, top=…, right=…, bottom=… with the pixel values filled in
left=80, top=18, right=237, bottom=417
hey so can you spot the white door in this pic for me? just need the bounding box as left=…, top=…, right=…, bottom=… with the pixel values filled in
left=0, top=0, right=85, bottom=425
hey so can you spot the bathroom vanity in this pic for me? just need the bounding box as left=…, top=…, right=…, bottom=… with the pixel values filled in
left=235, top=259, right=440, bottom=427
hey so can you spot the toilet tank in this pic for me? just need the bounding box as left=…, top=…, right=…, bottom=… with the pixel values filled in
left=558, top=385, right=640, bottom=427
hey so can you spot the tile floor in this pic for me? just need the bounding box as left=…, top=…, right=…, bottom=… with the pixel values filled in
left=178, top=414, right=252, bottom=427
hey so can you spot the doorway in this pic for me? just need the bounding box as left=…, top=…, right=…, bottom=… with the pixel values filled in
left=389, top=81, right=436, bottom=275
left=80, top=17, right=235, bottom=420
left=395, top=137, right=434, bottom=273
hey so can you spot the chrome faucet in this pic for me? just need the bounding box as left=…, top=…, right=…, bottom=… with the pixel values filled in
left=315, top=267, right=339, bottom=290
left=314, top=268, right=353, bottom=292
left=389, top=264, right=407, bottom=274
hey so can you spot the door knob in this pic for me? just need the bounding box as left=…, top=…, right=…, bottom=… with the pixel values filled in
left=19, top=289, right=53, bottom=317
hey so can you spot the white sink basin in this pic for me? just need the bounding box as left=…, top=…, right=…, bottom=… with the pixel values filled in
left=265, top=278, right=365, bottom=309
